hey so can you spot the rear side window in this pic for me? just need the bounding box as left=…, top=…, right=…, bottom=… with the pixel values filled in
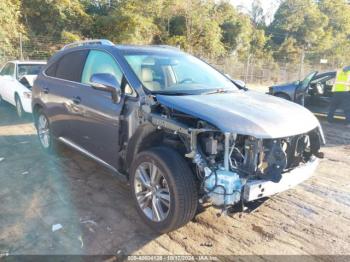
left=55, top=50, right=89, bottom=82
left=45, top=63, right=57, bottom=77
left=81, top=50, right=123, bottom=85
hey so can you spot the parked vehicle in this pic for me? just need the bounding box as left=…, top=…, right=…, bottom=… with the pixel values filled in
left=0, top=60, right=46, bottom=117
left=32, top=40, right=325, bottom=233
left=269, top=71, right=339, bottom=116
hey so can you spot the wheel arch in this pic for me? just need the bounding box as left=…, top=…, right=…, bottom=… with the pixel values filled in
left=274, top=92, right=291, bottom=101
left=125, top=123, right=187, bottom=174
left=32, top=103, right=44, bottom=125
left=125, top=123, right=164, bottom=172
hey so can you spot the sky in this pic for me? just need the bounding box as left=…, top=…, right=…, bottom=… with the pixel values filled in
left=230, top=0, right=280, bottom=23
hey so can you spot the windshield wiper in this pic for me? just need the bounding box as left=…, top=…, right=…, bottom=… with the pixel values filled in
left=202, top=88, right=235, bottom=95
left=153, top=91, right=192, bottom=96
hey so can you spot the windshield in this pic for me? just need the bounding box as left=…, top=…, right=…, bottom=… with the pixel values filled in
left=124, top=52, right=237, bottom=94
left=17, top=64, right=44, bottom=79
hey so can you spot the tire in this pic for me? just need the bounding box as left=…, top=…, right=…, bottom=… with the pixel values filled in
left=130, top=146, right=198, bottom=233
left=275, top=93, right=291, bottom=101
left=35, top=108, right=59, bottom=153
left=15, top=95, right=24, bottom=118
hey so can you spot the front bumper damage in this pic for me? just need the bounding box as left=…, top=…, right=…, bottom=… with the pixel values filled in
left=243, top=156, right=319, bottom=202
left=147, top=112, right=323, bottom=209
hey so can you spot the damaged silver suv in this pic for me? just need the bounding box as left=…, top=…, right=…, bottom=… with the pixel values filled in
left=32, top=40, right=325, bottom=233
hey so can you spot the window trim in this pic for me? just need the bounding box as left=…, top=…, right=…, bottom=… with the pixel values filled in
left=43, top=48, right=137, bottom=98
left=52, top=49, right=89, bottom=83
left=81, top=49, right=123, bottom=85
left=82, top=49, right=137, bottom=97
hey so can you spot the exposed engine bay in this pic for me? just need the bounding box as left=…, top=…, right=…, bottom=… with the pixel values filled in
left=139, top=101, right=324, bottom=209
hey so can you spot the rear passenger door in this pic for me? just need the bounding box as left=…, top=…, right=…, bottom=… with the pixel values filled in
left=76, top=49, right=124, bottom=169
left=41, top=50, right=89, bottom=140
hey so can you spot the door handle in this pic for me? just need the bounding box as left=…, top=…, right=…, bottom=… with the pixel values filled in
left=72, top=96, right=81, bottom=104
left=43, top=87, right=49, bottom=94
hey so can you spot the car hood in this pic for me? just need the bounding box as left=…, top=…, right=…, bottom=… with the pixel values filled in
left=156, top=90, right=321, bottom=139
left=271, top=82, right=298, bottom=91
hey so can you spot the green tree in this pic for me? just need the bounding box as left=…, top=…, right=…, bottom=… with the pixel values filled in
left=269, top=0, right=328, bottom=62
left=0, top=0, right=23, bottom=59
left=216, top=1, right=253, bottom=57
left=91, top=0, right=159, bottom=44
left=318, top=0, right=350, bottom=65
left=21, top=0, right=91, bottom=38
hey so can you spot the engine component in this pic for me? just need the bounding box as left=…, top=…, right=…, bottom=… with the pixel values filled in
left=261, top=140, right=287, bottom=182
left=243, top=137, right=263, bottom=175
left=203, top=135, right=218, bottom=155
left=204, top=169, right=242, bottom=206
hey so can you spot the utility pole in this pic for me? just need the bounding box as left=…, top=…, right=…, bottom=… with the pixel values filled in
left=245, top=54, right=252, bottom=83
left=298, top=46, right=305, bottom=80
left=19, top=33, right=23, bottom=60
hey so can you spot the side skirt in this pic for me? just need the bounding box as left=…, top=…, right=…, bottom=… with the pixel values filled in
left=58, top=137, right=127, bottom=182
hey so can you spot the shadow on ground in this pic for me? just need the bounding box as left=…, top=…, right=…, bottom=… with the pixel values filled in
left=0, top=103, right=157, bottom=255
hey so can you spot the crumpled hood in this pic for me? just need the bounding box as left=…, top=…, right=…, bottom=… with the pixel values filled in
left=156, top=90, right=321, bottom=139
left=19, top=75, right=37, bottom=88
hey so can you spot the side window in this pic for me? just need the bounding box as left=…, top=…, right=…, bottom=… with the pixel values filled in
left=55, top=50, right=89, bottom=82
left=45, top=62, right=57, bottom=77
left=81, top=50, right=123, bottom=85
left=0, top=63, right=15, bottom=76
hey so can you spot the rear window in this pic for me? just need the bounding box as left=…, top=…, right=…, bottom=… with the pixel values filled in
left=50, top=50, right=89, bottom=82
left=17, top=64, right=44, bottom=78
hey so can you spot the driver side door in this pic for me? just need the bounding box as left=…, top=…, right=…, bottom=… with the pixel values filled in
left=295, top=71, right=318, bottom=106
left=74, top=49, right=125, bottom=169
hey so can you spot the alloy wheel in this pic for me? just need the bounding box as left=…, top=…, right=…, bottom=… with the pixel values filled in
left=134, top=162, right=171, bottom=222
left=38, top=114, right=50, bottom=149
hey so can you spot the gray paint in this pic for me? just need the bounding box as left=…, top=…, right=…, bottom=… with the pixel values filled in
left=156, top=90, right=321, bottom=139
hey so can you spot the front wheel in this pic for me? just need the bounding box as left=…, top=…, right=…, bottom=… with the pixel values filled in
left=15, top=96, right=24, bottom=118
left=130, top=147, right=198, bottom=233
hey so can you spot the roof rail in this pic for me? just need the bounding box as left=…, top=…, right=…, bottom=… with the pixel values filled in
left=61, top=39, right=114, bottom=50
left=151, top=45, right=180, bottom=50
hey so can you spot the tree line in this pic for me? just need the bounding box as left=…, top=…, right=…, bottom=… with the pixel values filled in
left=1, top=0, right=350, bottom=67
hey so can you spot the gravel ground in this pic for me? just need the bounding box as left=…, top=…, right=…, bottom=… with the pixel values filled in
left=0, top=102, right=350, bottom=257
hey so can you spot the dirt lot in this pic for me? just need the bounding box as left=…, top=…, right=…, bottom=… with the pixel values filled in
left=0, top=102, right=350, bottom=257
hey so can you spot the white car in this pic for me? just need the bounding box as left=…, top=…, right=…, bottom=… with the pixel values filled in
left=0, top=60, right=46, bottom=117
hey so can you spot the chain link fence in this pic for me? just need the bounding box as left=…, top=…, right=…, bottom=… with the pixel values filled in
left=0, top=37, right=337, bottom=89
left=0, top=36, right=66, bottom=65
left=210, top=55, right=336, bottom=89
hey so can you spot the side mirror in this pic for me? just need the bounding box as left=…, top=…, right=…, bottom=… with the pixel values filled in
left=90, top=73, right=121, bottom=103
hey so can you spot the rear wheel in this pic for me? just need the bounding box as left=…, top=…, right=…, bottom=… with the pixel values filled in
left=35, top=108, right=59, bottom=153
left=15, top=95, right=24, bottom=118
left=130, top=147, right=198, bottom=233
